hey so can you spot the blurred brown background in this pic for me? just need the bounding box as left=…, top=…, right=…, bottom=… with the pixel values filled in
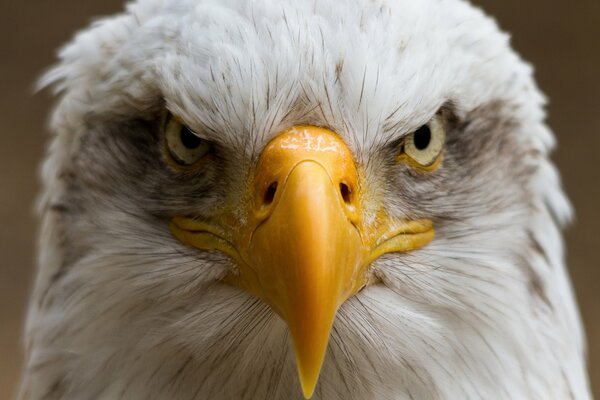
left=0, top=0, right=598, bottom=398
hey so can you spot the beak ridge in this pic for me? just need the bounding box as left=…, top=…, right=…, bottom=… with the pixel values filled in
left=249, top=159, right=363, bottom=398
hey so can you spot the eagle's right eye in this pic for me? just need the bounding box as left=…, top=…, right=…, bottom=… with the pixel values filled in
left=165, top=115, right=212, bottom=167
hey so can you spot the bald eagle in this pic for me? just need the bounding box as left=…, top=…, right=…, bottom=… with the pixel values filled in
left=20, top=0, right=591, bottom=399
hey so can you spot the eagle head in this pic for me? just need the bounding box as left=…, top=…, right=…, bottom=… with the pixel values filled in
left=21, top=0, right=590, bottom=399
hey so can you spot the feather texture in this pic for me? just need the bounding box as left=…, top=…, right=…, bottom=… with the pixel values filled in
left=21, top=0, right=591, bottom=398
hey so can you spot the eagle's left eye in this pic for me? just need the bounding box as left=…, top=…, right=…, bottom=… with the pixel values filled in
left=165, top=115, right=212, bottom=167
left=399, top=114, right=445, bottom=169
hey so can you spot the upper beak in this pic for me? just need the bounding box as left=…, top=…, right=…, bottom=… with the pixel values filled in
left=170, top=126, right=434, bottom=398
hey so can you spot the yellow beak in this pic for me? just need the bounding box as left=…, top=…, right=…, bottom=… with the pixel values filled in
left=170, top=126, right=434, bottom=398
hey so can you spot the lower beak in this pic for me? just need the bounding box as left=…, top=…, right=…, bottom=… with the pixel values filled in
left=170, top=126, right=434, bottom=398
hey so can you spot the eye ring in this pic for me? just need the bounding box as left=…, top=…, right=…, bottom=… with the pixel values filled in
left=398, top=114, right=445, bottom=170
left=164, top=114, right=212, bottom=168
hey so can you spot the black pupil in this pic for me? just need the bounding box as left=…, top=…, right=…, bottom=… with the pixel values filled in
left=180, top=126, right=203, bottom=149
left=413, top=125, right=431, bottom=150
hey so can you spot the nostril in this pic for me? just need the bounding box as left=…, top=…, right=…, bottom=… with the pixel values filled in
left=263, top=182, right=278, bottom=206
left=339, top=182, right=352, bottom=205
